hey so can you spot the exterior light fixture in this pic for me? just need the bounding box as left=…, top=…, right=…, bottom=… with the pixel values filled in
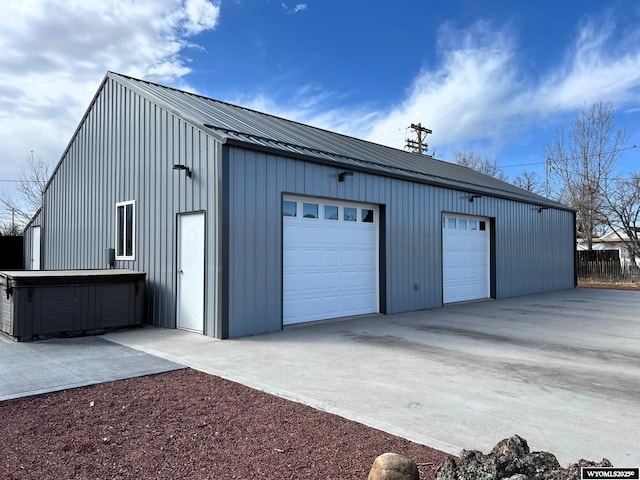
left=338, top=171, right=354, bottom=182
left=538, top=206, right=549, bottom=213
left=469, top=194, right=482, bottom=203
left=173, top=164, right=192, bottom=178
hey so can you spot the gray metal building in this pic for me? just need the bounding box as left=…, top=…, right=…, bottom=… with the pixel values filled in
left=25, top=72, right=576, bottom=338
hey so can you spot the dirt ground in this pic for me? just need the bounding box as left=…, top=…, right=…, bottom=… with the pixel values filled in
left=578, top=282, right=640, bottom=291
left=0, top=368, right=450, bottom=479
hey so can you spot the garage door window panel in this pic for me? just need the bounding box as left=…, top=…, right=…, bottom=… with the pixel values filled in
left=303, top=203, right=318, bottom=218
left=283, top=200, right=297, bottom=217
left=324, top=205, right=338, bottom=220
left=344, top=207, right=357, bottom=221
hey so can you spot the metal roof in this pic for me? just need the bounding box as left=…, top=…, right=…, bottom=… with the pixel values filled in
left=109, top=72, right=568, bottom=210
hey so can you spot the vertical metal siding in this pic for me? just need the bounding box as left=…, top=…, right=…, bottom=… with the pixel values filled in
left=39, top=78, right=220, bottom=336
left=226, top=146, right=575, bottom=337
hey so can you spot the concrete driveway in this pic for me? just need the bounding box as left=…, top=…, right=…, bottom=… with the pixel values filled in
left=104, top=288, right=640, bottom=467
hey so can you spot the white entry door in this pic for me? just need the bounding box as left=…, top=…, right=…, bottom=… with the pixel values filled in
left=177, top=212, right=205, bottom=333
left=31, top=226, right=41, bottom=270
left=442, top=214, right=490, bottom=303
left=283, top=196, right=379, bottom=325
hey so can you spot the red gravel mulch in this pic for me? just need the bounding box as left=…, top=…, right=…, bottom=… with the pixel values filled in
left=0, top=369, right=450, bottom=479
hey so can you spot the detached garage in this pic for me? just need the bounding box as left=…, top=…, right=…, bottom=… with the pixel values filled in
left=25, top=72, right=576, bottom=338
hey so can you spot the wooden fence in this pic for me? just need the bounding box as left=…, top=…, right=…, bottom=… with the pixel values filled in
left=577, top=249, right=639, bottom=283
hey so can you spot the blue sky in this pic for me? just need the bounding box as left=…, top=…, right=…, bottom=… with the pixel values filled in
left=1, top=0, right=640, bottom=224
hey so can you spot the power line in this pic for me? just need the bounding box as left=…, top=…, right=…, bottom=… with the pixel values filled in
left=546, top=164, right=632, bottom=182
left=549, top=143, right=638, bottom=164
left=501, top=161, right=546, bottom=169
left=0, top=179, right=42, bottom=183
left=374, top=128, right=404, bottom=141
left=501, top=143, right=638, bottom=170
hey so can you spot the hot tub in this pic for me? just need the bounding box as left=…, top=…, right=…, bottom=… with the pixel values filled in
left=0, top=269, right=146, bottom=341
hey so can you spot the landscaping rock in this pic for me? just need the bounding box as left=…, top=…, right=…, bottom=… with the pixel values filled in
left=520, top=451, right=561, bottom=480
left=367, top=452, right=420, bottom=480
left=434, top=435, right=612, bottom=480
left=458, top=449, right=498, bottom=480
left=434, top=456, right=458, bottom=480
left=559, top=458, right=613, bottom=480
left=492, top=434, right=531, bottom=478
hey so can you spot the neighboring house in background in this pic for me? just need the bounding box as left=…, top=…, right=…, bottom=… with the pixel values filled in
left=23, top=72, right=576, bottom=339
left=577, top=227, right=640, bottom=269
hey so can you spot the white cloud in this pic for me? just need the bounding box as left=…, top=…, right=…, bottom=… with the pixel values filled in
left=256, top=17, right=640, bottom=162
left=281, top=3, right=307, bottom=14
left=536, top=19, right=640, bottom=112
left=292, top=4, right=308, bottom=14
left=182, top=0, right=221, bottom=34
left=229, top=83, right=378, bottom=143
left=366, top=22, right=520, bottom=155
left=0, top=0, right=220, bottom=214
left=364, top=18, right=640, bottom=158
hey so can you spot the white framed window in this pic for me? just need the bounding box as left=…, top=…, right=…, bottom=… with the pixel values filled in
left=116, top=200, right=135, bottom=260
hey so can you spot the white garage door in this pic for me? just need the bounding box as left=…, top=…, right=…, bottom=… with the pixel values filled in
left=442, top=214, right=490, bottom=303
left=283, top=196, right=378, bottom=325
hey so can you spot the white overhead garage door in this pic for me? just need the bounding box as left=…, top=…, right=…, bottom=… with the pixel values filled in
left=283, top=195, right=378, bottom=325
left=442, top=214, right=490, bottom=304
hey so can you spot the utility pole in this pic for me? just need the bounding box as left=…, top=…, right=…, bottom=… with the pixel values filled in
left=405, top=123, right=432, bottom=154
left=545, top=157, right=550, bottom=198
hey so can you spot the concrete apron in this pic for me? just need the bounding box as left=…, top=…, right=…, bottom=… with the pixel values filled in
left=104, top=288, right=640, bottom=467
left=0, top=335, right=184, bottom=402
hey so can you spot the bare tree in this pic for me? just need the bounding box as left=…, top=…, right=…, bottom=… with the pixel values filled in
left=545, top=102, right=626, bottom=249
left=1, top=152, right=50, bottom=233
left=0, top=219, right=20, bottom=236
left=599, top=173, right=640, bottom=264
left=512, top=170, right=543, bottom=195
left=455, top=152, right=508, bottom=182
